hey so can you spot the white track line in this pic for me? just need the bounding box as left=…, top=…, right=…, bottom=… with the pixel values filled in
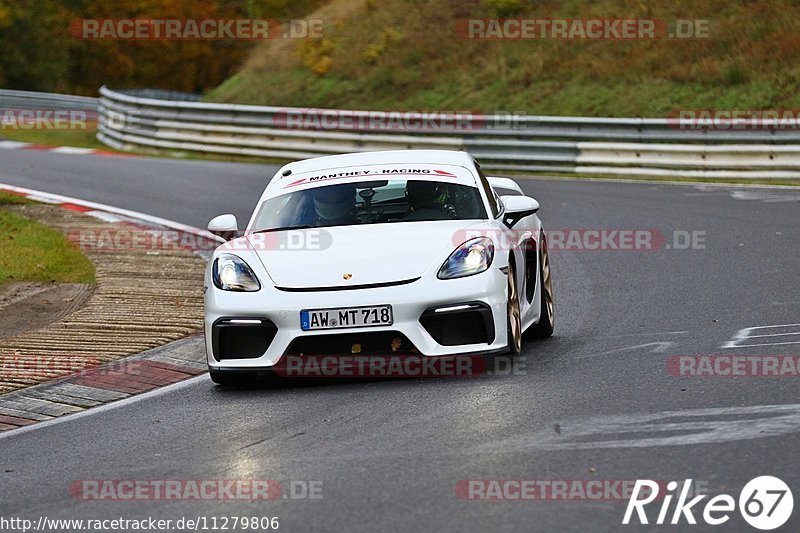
left=0, top=374, right=209, bottom=439
left=722, top=324, right=800, bottom=349
left=0, top=182, right=223, bottom=242
left=50, top=146, right=96, bottom=155
left=0, top=183, right=219, bottom=437
left=0, top=140, right=32, bottom=149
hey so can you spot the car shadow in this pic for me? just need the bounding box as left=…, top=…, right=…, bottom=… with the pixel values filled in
left=209, top=339, right=564, bottom=393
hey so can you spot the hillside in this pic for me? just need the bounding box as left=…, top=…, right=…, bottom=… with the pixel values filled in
left=206, top=0, right=800, bottom=117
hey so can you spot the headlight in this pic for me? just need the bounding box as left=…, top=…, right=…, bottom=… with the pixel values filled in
left=212, top=254, right=261, bottom=291
left=437, top=237, right=494, bottom=279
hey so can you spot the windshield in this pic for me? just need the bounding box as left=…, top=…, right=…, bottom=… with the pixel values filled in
left=250, top=179, right=487, bottom=232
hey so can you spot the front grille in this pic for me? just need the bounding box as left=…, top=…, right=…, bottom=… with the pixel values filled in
left=212, top=318, right=278, bottom=360
left=286, top=331, right=419, bottom=356
left=419, top=303, right=495, bottom=346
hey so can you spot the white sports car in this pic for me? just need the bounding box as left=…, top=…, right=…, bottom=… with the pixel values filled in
left=204, top=150, right=553, bottom=385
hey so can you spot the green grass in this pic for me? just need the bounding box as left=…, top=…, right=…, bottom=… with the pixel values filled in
left=0, top=124, right=106, bottom=150
left=0, top=191, right=33, bottom=206
left=0, top=192, right=96, bottom=288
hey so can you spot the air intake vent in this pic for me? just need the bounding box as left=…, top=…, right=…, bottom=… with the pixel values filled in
left=212, top=318, right=278, bottom=360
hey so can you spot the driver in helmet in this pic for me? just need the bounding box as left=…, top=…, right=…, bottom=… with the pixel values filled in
left=311, top=183, right=357, bottom=226
left=404, top=180, right=447, bottom=220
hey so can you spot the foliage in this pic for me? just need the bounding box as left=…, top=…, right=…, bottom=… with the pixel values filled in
left=0, top=0, right=325, bottom=95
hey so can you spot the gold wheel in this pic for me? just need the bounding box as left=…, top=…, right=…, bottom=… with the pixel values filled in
left=507, top=263, right=522, bottom=354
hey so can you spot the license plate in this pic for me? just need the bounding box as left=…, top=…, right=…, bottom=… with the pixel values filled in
left=300, top=305, right=393, bottom=331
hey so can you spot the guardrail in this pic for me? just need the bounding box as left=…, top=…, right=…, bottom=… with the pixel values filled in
left=0, top=89, right=98, bottom=111
left=90, top=86, right=800, bottom=179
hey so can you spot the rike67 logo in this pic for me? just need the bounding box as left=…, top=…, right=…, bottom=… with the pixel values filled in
left=623, top=476, right=793, bottom=530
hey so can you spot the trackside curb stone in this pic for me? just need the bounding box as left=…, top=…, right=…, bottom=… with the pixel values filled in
left=0, top=335, right=206, bottom=432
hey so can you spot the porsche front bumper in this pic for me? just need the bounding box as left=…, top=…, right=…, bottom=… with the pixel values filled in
left=204, top=267, right=509, bottom=371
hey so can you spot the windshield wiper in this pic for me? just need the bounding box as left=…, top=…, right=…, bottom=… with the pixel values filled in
left=251, top=225, right=314, bottom=234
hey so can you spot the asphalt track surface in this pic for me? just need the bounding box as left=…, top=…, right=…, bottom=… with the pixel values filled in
left=1, top=148, right=800, bottom=532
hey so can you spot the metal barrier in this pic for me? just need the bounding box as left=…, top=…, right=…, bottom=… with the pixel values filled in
left=0, top=89, right=98, bottom=111
left=5, top=86, right=796, bottom=179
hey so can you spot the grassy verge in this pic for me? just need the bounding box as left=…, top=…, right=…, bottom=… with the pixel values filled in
left=0, top=124, right=106, bottom=150
left=0, top=192, right=96, bottom=288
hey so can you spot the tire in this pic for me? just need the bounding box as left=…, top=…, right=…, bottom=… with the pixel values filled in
left=506, top=261, right=523, bottom=355
left=209, top=370, right=259, bottom=387
left=527, top=232, right=554, bottom=339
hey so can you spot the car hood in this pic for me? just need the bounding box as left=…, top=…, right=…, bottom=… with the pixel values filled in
left=248, top=221, right=480, bottom=289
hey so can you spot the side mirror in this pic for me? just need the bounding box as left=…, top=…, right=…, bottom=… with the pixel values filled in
left=208, top=214, right=239, bottom=240
left=501, top=195, right=539, bottom=227
left=488, top=176, right=523, bottom=196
